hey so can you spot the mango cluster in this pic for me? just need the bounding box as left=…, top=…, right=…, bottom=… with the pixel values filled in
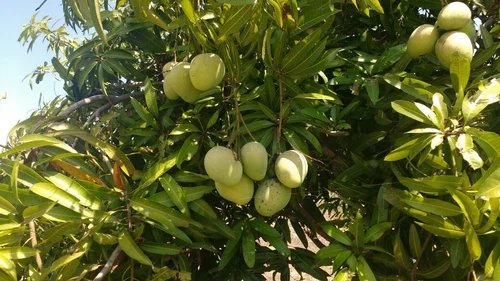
left=203, top=143, right=309, bottom=217
left=407, top=1, right=475, bottom=68
left=162, top=53, right=225, bottom=103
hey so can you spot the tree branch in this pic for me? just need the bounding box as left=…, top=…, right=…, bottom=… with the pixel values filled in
left=92, top=245, right=122, bottom=281
left=59, top=92, right=144, bottom=118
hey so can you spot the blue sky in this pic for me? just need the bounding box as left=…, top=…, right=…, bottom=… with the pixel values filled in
left=0, top=1, right=70, bottom=145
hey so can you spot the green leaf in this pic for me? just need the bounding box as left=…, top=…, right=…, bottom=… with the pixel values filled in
left=118, top=231, right=152, bottom=266
left=475, top=158, right=500, bottom=199
left=206, top=217, right=237, bottom=240
left=188, top=199, right=217, bottom=219
left=176, top=134, right=199, bottom=168
left=485, top=240, right=500, bottom=278
left=393, top=229, right=411, bottom=271
left=384, top=75, right=433, bottom=102
left=218, top=5, right=255, bottom=42
left=218, top=221, right=244, bottom=270
left=321, top=223, right=352, bottom=246
left=130, top=97, right=159, bottom=129
left=480, top=24, right=493, bottom=48
left=466, top=128, right=500, bottom=161
left=364, top=78, right=379, bottom=103
left=159, top=175, right=189, bottom=215
left=477, top=198, right=500, bottom=233
left=144, top=77, right=159, bottom=117
left=283, top=128, right=309, bottom=154
left=140, top=242, right=181, bottom=255
left=349, top=212, right=364, bottom=249
left=0, top=253, right=17, bottom=281
left=391, top=100, right=433, bottom=125
left=0, top=247, right=37, bottom=260
left=266, top=235, right=291, bottom=257
left=216, top=0, right=256, bottom=4
left=23, top=202, right=56, bottom=222
left=0, top=195, right=16, bottom=216
left=363, top=222, right=392, bottom=243
left=450, top=238, right=465, bottom=268
left=88, top=0, right=107, bottom=44
left=31, top=183, right=95, bottom=218
left=180, top=0, right=196, bottom=23
left=464, top=220, right=481, bottom=261
left=372, top=44, right=406, bottom=74
left=50, top=239, right=91, bottom=271
left=471, top=42, right=500, bottom=69
left=446, top=187, right=481, bottom=226
left=92, top=233, right=118, bottom=245
left=417, top=259, right=451, bottom=279
left=44, top=171, right=101, bottom=210
left=250, top=218, right=281, bottom=238
left=397, top=174, right=460, bottom=195
left=130, top=197, right=195, bottom=228
left=333, top=268, right=351, bottom=281
left=242, top=230, right=256, bottom=268
left=415, top=222, right=465, bottom=238
left=408, top=224, right=421, bottom=258
left=282, top=28, right=322, bottom=72
left=357, top=256, right=376, bottom=281
left=450, top=52, right=470, bottom=93
left=170, top=124, right=200, bottom=135
left=402, top=197, right=462, bottom=217
left=137, top=152, right=177, bottom=192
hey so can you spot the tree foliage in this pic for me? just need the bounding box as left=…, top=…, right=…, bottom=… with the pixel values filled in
left=1, top=0, right=500, bottom=280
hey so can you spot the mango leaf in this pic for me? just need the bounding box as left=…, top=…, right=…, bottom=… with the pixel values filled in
left=477, top=198, right=500, bottom=233
left=417, top=259, right=451, bottom=279
left=218, top=221, right=244, bottom=270
left=450, top=239, right=465, bottom=268
left=357, top=256, right=376, bottom=281
left=393, top=230, right=411, bottom=271
left=216, top=0, right=256, bottom=4
left=364, top=78, right=379, bottom=103
left=118, top=230, right=152, bottom=266
left=180, top=0, right=196, bottom=23
left=23, top=202, right=56, bottom=222
left=140, top=242, right=181, bottom=255
left=333, top=267, right=351, bottom=281
left=474, top=158, right=500, bottom=199
left=408, top=224, right=421, bottom=258
left=321, top=223, right=352, bottom=246
left=349, top=212, right=364, bottom=249
left=415, top=222, right=465, bottom=238
left=466, top=128, right=500, bottom=161
left=464, top=220, right=481, bottom=261
left=282, top=28, right=322, bottom=73
left=176, top=134, right=199, bottom=168
left=402, top=197, right=462, bottom=217
left=159, top=175, right=189, bottom=215
left=31, top=183, right=95, bottom=218
left=242, top=230, right=256, bottom=268
left=0, top=196, right=16, bottom=216
left=0, top=253, right=17, bottom=281
left=44, top=171, right=102, bottom=210
left=0, top=134, right=76, bottom=158
left=137, top=152, right=178, bottom=192
left=446, top=187, right=481, bottom=227
left=471, top=42, right=500, bottom=69
left=50, top=238, right=91, bottom=271
left=363, top=222, right=392, bottom=243
left=206, top=217, right=237, bottom=240
left=397, top=174, right=461, bottom=195
left=291, top=250, right=329, bottom=281
left=92, top=233, right=118, bottom=245
left=188, top=199, right=217, bottom=219
left=0, top=247, right=37, bottom=260
left=130, top=97, right=159, bottom=129
left=218, top=5, right=255, bottom=42
left=250, top=218, right=281, bottom=238
left=130, top=197, right=195, bottom=228
left=384, top=74, right=433, bottom=102
left=485, top=240, right=500, bottom=278
left=391, top=100, right=433, bottom=125
left=88, top=0, right=107, bottom=44
left=372, top=44, right=405, bottom=74
left=450, top=52, right=470, bottom=94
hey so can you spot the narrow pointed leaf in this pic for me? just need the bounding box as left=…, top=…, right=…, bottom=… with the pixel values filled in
left=118, top=231, right=152, bottom=266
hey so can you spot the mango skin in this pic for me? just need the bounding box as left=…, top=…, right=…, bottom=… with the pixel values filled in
left=254, top=179, right=291, bottom=217
left=215, top=174, right=254, bottom=205
left=169, top=62, right=203, bottom=103
left=457, top=20, right=476, bottom=44
left=189, top=53, right=226, bottom=91
left=275, top=150, right=308, bottom=188
left=163, top=73, right=179, bottom=100
left=407, top=24, right=439, bottom=58
left=241, top=142, right=268, bottom=181
left=162, top=61, right=177, bottom=78
left=204, top=146, right=243, bottom=187
left=435, top=31, right=473, bottom=69
left=437, top=2, right=471, bottom=30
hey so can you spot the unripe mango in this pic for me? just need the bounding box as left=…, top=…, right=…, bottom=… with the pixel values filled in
left=215, top=174, right=254, bottom=205
left=435, top=31, right=473, bottom=68
left=254, top=179, right=291, bottom=217
left=275, top=150, right=308, bottom=188
left=162, top=61, right=177, bottom=78
left=204, top=146, right=243, bottom=186
left=437, top=2, right=471, bottom=30
left=457, top=20, right=476, bottom=43
left=163, top=74, right=179, bottom=100
left=241, top=142, right=268, bottom=181
left=169, top=62, right=203, bottom=103
left=189, top=53, right=226, bottom=91
left=407, top=24, right=439, bottom=58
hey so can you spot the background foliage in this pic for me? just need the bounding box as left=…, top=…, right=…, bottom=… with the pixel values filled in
left=1, top=0, right=500, bottom=280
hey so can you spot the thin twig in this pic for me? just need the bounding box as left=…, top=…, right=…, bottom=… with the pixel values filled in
left=92, top=245, right=122, bottom=281
left=28, top=221, right=43, bottom=271
left=318, top=129, right=350, bottom=137
left=411, top=233, right=433, bottom=281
